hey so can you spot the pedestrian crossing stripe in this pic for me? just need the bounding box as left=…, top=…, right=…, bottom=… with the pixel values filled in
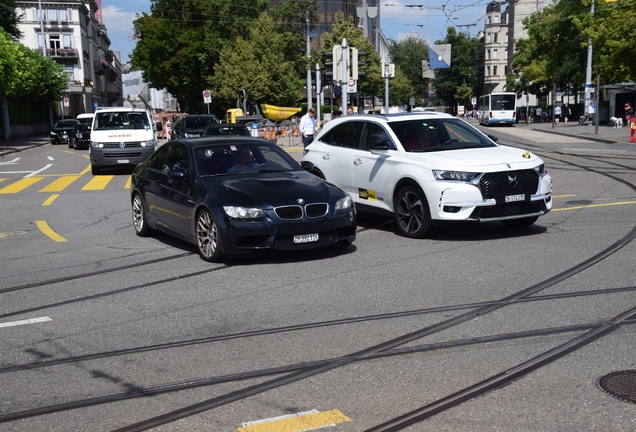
left=82, top=175, right=114, bottom=191
left=0, top=177, right=43, bottom=194
left=39, top=176, right=81, bottom=192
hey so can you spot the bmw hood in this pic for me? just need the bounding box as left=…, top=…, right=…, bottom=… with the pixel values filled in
left=210, top=172, right=342, bottom=207
left=407, top=145, right=541, bottom=170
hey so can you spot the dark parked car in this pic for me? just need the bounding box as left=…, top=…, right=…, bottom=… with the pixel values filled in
left=71, top=123, right=91, bottom=149
left=171, top=115, right=220, bottom=140
left=50, top=119, right=80, bottom=145
left=203, top=124, right=251, bottom=137
left=130, top=137, right=357, bottom=262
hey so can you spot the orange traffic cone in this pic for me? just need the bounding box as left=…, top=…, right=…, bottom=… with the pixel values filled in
left=631, top=119, right=636, bottom=142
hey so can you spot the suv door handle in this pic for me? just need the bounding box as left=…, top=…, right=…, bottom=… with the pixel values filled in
left=353, top=158, right=362, bottom=165
left=322, top=154, right=330, bottom=160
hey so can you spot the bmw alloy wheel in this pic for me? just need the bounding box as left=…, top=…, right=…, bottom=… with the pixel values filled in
left=132, top=193, right=150, bottom=236
left=196, top=210, right=224, bottom=262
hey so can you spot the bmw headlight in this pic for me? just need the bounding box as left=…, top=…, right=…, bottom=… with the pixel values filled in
left=335, top=195, right=352, bottom=211
left=141, top=140, right=154, bottom=147
left=533, top=163, right=546, bottom=176
left=223, top=206, right=265, bottom=219
left=433, top=170, right=480, bottom=182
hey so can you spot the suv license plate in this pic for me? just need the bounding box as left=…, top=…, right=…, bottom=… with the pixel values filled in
left=293, top=233, right=319, bottom=244
left=505, top=194, right=526, bottom=203
left=117, top=159, right=130, bottom=164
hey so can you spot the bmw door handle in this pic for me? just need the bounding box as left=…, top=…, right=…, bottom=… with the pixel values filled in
left=353, top=158, right=362, bottom=165
left=322, top=154, right=330, bottom=160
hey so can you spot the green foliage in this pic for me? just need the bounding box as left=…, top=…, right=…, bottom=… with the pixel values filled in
left=211, top=13, right=303, bottom=109
left=321, top=12, right=383, bottom=98
left=388, top=66, right=414, bottom=106
left=0, top=30, right=67, bottom=101
left=0, top=0, right=22, bottom=38
left=131, top=0, right=268, bottom=113
left=431, top=27, right=481, bottom=108
left=389, top=36, right=428, bottom=102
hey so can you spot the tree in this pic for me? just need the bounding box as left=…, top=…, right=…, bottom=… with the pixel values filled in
left=388, top=66, right=414, bottom=106
left=0, top=0, right=21, bottom=38
left=431, top=27, right=481, bottom=109
left=211, top=13, right=303, bottom=109
left=388, top=36, right=429, bottom=104
left=131, top=0, right=268, bottom=113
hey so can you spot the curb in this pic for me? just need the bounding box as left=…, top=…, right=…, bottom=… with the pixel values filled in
left=516, top=123, right=624, bottom=145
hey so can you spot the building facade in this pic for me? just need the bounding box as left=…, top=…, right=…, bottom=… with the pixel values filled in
left=14, top=0, right=123, bottom=118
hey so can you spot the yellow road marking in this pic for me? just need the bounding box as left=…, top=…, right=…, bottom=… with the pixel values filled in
left=284, top=146, right=305, bottom=153
left=553, top=201, right=636, bottom=211
left=63, top=150, right=74, bottom=154
left=0, top=177, right=43, bottom=194
left=0, top=178, right=6, bottom=183
left=35, top=220, right=67, bottom=242
left=82, top=175, right=114, bottom=191
left=238, top=409, right=351, bottom=432
left=79, top=164, right=91, bottom=174
left=553, top=194, right=575, bottom=198
left=39, top=176, right=80, bottom=192
left=124, top=175, right=132, bottom=189
left=42, top=194, right=59, bottom=206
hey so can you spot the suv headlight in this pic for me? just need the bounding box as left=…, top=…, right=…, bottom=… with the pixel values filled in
left=533, top=163, right=546, bottom=176
left=335, top=195, right=352, bottom=211
left=433, top=170, right=480, bottom=182
left=223, top=206, right=265, bottom=219
left=50, top=131, right=56, bottom=136
left=184, top=132, right=200, bottom=138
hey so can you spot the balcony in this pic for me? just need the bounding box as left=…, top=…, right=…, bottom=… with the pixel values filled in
left=105, top=68, right=119, bottom=82
left=35, top=47, right=79, bottom=58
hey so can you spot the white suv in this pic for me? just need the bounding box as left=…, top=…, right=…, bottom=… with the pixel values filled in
left=301, top=112, right=552, bottom=238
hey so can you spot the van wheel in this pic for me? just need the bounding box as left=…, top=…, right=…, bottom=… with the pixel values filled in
left=91, top=165, right=100, bottom=175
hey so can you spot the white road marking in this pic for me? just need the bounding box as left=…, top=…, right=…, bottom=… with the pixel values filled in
left=25, top=164, right=53, bottom=178
left=47, top=156, right=54, bottom=160
left=0, top=316, right=52, bottom=328
left=0, top=157, right=21, bottom=165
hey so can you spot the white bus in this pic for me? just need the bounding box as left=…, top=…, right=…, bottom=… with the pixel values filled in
left=478, top=92, right=516, bottom=126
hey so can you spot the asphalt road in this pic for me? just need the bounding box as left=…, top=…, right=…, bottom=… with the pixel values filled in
left=0, top=128, right=635, bottom=431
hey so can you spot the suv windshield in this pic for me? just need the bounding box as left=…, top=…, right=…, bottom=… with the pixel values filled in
left=54, top=120, right=78, bottom=128
left=94, top=112, right=149, bottom=131
left=388, top=118, right=497, bottom=152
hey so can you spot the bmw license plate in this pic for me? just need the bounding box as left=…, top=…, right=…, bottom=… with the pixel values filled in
left=293, top=233, right=319, bottom=244
left=505, top=194, right=526, bottom=203
left=117, top=159, right=129, bottom=164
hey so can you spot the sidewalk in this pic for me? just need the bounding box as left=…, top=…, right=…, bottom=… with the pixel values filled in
left=0, top=134, right=51, bottom=158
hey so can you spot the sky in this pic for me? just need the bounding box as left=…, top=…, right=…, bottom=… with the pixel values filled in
left=101, top=0, right=493, bottom=63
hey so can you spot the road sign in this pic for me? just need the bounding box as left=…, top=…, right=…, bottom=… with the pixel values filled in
left=63, top=98, right=69, bottom=107
left=347, top=78, right=357, bottom=93
left=471, top=97, right=477, bottom=106
left=202, top=90, right=211, bottom=103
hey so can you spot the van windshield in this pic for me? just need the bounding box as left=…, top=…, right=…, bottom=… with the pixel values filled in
left=94, top=112, right=150, bottom=131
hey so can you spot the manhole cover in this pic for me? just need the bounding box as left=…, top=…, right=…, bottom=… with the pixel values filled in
left=598, top=370, right=636, bottom=404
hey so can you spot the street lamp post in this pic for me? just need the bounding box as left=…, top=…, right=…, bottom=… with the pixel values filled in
left=584, top=0, right=595, bottom=118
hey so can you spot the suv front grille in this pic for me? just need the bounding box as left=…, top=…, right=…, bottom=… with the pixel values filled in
left=479, top=170, right=539, bottom=199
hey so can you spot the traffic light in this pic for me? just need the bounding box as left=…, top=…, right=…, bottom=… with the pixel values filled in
left=324, top=45, right=343, bottom=84
left=351, top=48, right=366, bottom=80
left=310, top=70, right=324, bottom=94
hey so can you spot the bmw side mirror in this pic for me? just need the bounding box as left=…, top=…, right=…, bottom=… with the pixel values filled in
left=300, top=161, right=314, bottom=171
left=488, top=135, right=499, bottom=142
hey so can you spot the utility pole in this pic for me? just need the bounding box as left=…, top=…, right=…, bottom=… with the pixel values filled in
left=584, top=0, right=594, bottom=118
left=341, top=38, right=348, bottom=115
left=306, top=12, right=312, bottom=111
left=384, top=56, right=390, bottom=114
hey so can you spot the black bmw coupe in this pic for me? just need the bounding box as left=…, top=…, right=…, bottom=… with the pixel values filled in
left=130, top=137, right=357, bottom=262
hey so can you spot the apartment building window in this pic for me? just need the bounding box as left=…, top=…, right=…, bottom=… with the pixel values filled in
left=64, top=64, right=74, bottom=82
left=493, top=49, right=498, bottom=59
left=486, top=49, right=490, bottom=60
left=504, top=49, right=508, bottom=59
left=494, top=15, right=499, bottom=23
left=488, top=15, right=492, bottom=24
left=47, top=9, right=57, bottom=21
left=494, top=33, right=498, bottom=43
left=486, top=32, right=491, bottom=43
left=50, top=35, right=61, bottom=50
left=493, top=66, right=498, bottom=76
left=60, top=9, right=68, bottom=22
left=505, top=65, right=509, bottom=75
left=31, top=7, right=44, bottom=21
left=487, top=66, right=491, bottom=76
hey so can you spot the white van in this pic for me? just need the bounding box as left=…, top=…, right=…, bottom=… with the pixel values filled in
left=76, top=113, right=95, bottom=127
left=89, top=107, right=162, bottom=175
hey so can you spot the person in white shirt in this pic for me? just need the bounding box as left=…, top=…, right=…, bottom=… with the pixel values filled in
left=554, top=104, right=562, bottom=125
left=299, top=107, right=317, bottom=148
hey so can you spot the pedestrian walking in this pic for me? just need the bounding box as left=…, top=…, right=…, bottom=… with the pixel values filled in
left=625, top=102, right=634, bottom=125
left=563, top=104, right=571, bottom=125
left=536, top=107, right=542, bottom=123
left=554, top=104, right=562, bottom=125
left=299, top=107, right=317, bottom=148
